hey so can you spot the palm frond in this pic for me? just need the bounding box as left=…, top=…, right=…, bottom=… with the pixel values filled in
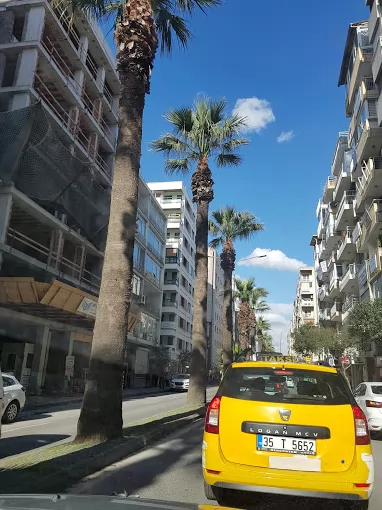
left=155, top=10, right=191, bottom=53
left=174, top=0, right=222, bottom=14
left=164, top=107, right=194, bottom=135
left=150, top=134, right=188, bottom=155
left=69, top=0, right=121, bottom=19
left=165, top=158, right=191, bottom=175
left=209, top=236, right=224, bottom=249
left=221, top=138, right=250, bottom=153
left=216, top=153, right=243, bottom=167
left=209, top=98, right=227, bottom=124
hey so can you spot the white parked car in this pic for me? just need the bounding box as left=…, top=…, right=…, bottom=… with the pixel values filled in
left=170, top=374, right=190, bottom=391
left=354, top=381, right=382, bottom=437
left=1, top=374, right=26, bottom=423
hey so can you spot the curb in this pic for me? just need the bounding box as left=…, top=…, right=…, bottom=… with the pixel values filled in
left=24, top=389, right=170, bottom=412
left=1, top=407, right=206, bottom=494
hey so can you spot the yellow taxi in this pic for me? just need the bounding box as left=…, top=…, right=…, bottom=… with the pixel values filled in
left=203, top=358, right=374, bottom=509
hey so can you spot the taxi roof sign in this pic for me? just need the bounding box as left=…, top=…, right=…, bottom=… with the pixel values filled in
left=256, top=354, right=297, bottom=363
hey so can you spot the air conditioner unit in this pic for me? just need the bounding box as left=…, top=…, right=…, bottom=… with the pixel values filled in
left=140, top=295, right=146, bottom=305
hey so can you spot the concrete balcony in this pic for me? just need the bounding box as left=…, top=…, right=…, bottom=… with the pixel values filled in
left=162, top=299, right=178, bottom=309
left=355, top=157, right=382, bottom=213
left=323, top=177, right=337, bottom=203
left=373, top=36, right=382, bottom=83
left=160, top=321, right=177, bottom=331
left=317, top=260, right=329, bottom=281
left=369, top=0, right=380, bottom=43
left=333, top=165, right=351, bottom=202
left=302, top=318, right=315, bottom=326
left=342, top=296, right=359, bottom=323
left=325, top=222, right=342, bottom=253
left=330, top=301, right=342, bottom=322
left=339, top=264, right=358, bottom=293
left=357, top=199, right=382, bottom=252
left=319, top=308, right=331, bottom=321
left=357, top=262, right=368, bottom=290
left=337, top=228, right=356, bottom=262
left=318, top=285, right=329, bottom=302
left=331, top=132, right=349, bottom=177
left=335, top=191, right=356, bottom=231
left=346, top=46, right=373, bottom=117
left=368, top=247, right=382, bottom=282
left=356, top=120, right=382, bottom=170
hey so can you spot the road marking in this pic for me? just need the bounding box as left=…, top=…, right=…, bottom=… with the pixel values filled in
left=2, top=421, right=50, bottom=434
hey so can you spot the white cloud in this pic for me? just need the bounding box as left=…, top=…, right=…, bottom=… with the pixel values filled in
left=277, top=130, right=294, bottom=143
left=233, top=97, right=275, bottom=133
left=238, top=248, right=307, bottom=272
left=268, top=303, right=293, bottom=315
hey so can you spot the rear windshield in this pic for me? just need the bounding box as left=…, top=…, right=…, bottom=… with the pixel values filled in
left=371, top=385, right=382, bottom=395
left=219, top=367, right=352, bottom=406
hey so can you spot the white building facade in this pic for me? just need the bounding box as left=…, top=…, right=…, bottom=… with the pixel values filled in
left=148, top=182, right=196, bottom=369
left=289, top=267, right=319, bottom=354
left=207, top=247, right=224, bottom=372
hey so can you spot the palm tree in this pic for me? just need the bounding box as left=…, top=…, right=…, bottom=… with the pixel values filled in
left=256, top=316, right=271, bottom=353
left=74, top=0, right=221, bottom=442
left=249, top=287, right=269, bottom=353
left=234, top=277, right=256, bottom=353
left=209, top=207, right=263, bottom=373
left=151, top=98, right=248, bottom=406
left=262, top=332, right=275, bottom=353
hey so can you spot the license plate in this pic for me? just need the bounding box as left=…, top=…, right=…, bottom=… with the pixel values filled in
left=257, top=435, right=316, bottom=455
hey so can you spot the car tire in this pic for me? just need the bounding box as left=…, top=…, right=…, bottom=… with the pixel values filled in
left=3, top=400, right=20, bottom=423
left=203, top=480, right=223, bottom=501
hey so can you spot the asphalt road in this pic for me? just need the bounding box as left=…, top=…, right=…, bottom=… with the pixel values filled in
left=70, top=420, right=382, bottom=510
left=0, top=387, right=218, bottom=459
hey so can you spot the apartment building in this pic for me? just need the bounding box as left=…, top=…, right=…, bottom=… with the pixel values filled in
left=305, top=5, right=382, bottom=379
left=289, top=267, right=318, bottom=353
left=207, top=247, right=224, bottom=373
left=148, top=182, right=196, bottom=370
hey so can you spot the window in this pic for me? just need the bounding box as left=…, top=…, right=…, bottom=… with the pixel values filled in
left=182, top=276, right=187, bottom=288
left=178, top=338, right=183, bottom=349
left=148, top=229, right=163, bottom=257
left=176, top=194, right=182, bottom=200
left=169, top=313, right=175, bottom=322
left=2, top=375, right=14, bottom=387
left=167, top=337, right=174, bottom=346
left=355, top=384, right=367, bottom=397
left=179, top=317, right=184, bottom=329
left=164, top=195, right=173, bottom=200
left=145, top=255, right=161, bottom=282
left=132, top=274, right=141, bottom=296
left=371, top=385, right=382, bottom=395
left=218, top=367, right=352, bottom=406
left=136, top=215, right=146, bottom=237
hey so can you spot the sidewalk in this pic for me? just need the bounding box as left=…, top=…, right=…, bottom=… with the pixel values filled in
left=25, top=386, right=169, bottom=411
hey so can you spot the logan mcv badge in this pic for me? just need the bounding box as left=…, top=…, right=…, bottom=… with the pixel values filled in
left=279, top=409, right=291, bottom=422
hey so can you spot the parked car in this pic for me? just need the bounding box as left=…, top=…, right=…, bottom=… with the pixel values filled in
left=170, top=374, right=190, bottom=391
left=354, top=381, right=382, bottom=437
left=0, top=369, right=3, bottom=436
left=2, top=374, right=26, bottom=423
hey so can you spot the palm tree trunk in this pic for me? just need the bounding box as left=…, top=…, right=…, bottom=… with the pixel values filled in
left=258, top=330, right=263, bottom=353
left=188, top=158, right=213, bottom=407
left=221, top=240, right=234, bottom=373
left=77, top=1, right=157, bottom=441
left=238, top=301, right=251, bottom=352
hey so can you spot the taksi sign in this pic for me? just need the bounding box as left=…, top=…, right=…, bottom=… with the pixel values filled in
left=258, top=355, right=297, bottom=363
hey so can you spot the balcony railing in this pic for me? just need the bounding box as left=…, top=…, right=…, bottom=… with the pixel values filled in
left=164, top=278, right=179, bottom=286
left=318, top=285, right=329, bottom=301
left=133, top=258, right=145, bottom=273
left=6, top=227, right=101, bottom=291
left=330, top=301, right=342, bottom=318
left=323, top=176, right=337, bottom=199
left=147, top=242, right=164, bottom=262
left=342, top=295, right=360, bottom=314
left=144, top=270, right=161, bottom=288
left=358, top=199, right=382, bottom=249
left=161, top=321, right=177, bottom=330
left=358, top=262, right=368, bottom=288
left=165, top=256, right=180, bottom=265
left=33, top=74, right=113, bottom=179
left=166, top=237, right=180, bottom=243
left=162, top=299, right=178, bottom=307
left=356, top=157, right=382, bottom=207
left=368, top=248, right=382, bottom=281
left=319, top=309, right=331, bottom=321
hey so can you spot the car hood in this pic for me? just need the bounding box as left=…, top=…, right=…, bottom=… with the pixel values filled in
left=0, top=495, right=234, bottom=510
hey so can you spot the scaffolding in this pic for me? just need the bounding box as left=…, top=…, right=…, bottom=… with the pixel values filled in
left=0, top=102, right=111, bottom=249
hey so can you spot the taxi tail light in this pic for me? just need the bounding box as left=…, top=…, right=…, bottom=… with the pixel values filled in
left=352, top=405, right=370, bottom=445
left=366, top=400, right=382, bottom=408
left=205, top=396, right=221, bottom=434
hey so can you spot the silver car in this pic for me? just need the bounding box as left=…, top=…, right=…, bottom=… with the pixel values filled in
left=170, top=374, right=190, bottom=391
left=2, top=374, right=26, bottom=423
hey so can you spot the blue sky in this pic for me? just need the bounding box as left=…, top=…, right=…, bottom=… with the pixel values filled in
left=102, top=0, right=368, bottom=351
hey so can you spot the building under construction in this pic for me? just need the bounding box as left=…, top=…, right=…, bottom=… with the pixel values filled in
left=0, top=0, right=125, bottom=394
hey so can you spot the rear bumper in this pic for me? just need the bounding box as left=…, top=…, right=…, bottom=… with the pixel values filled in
left=203, top=433, right=373, bottom=502
left=368, top=418, right=382, bottom=431
left=210, top=481, right=364, bottom=501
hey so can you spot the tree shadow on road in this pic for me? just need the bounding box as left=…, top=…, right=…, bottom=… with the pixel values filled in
left=0, top=434, right=70, bottom=459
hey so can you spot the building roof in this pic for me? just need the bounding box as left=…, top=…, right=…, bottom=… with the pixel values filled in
left=338, top=21, right=369, bottom=86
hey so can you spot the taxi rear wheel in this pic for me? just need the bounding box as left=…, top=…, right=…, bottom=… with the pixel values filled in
left=203, top=481, right=224, bottom=501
